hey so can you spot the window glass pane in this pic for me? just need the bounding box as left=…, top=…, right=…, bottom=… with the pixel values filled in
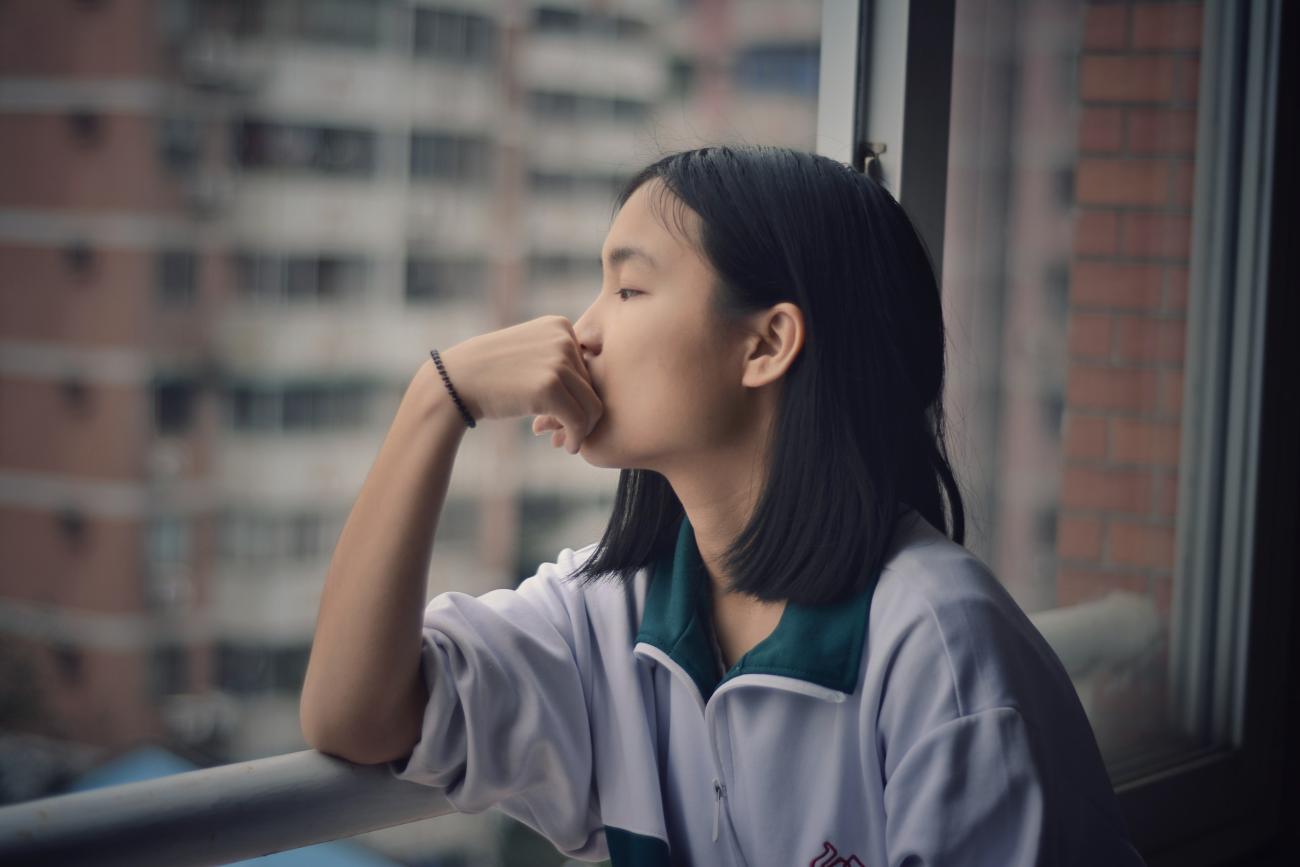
left=941, top=0, right=1204, bottom=771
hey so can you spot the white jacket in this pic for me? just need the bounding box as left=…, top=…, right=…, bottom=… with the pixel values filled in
left=388, top=507, right=1147, bottom=866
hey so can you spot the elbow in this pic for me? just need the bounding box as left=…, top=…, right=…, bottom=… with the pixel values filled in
left=300, top=699, right=421, bottom=766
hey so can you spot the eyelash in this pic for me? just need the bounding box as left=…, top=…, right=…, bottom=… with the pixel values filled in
left=615, top=288, right=641, bottom=301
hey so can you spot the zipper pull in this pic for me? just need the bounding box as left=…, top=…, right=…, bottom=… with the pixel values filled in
left=712, top=778, right=725, bottom=842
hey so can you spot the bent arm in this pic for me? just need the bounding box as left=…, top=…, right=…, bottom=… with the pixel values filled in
left=299, top=353, right=470, bottom=764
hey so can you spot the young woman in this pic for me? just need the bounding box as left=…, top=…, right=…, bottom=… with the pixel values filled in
left=300, top=145, right=1147, bottom=866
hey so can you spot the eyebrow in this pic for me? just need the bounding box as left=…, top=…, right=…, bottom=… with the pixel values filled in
left=601, top=245, right=658, bottom=271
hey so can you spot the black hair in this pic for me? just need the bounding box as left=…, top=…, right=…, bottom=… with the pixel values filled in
left=569, top=144, right=966, bottom=606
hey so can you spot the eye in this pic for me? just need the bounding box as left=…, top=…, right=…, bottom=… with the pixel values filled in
left=615, top=288, right=641, bottom=301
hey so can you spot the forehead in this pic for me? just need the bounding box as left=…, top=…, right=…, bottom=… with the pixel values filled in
left=602, top=180, right=702, bottom=269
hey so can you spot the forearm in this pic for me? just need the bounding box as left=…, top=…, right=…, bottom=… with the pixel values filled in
left=300, top=354, right=470, bottom=762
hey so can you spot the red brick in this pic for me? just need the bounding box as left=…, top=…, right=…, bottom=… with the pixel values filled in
left=1113, top=316, right=1186, bottom=364
left=1068, top=313, right=1113, bottom=359
left=1067, top=366, right=1162, bottom=412
left=1127, top=108, right=1198, bottom=154
left=1064, top=414, right=1109, bottom=460
left=1133, top=2, right=1203, bottom=50
left=1060, top=514, right=1104, bottom=560
left=1062, top=466, right=1154, bottom=512
left=1084, top=4, right=1129, bottom=50
left=1108, top=520, right=1176, bottom=569
left=1080, top=56, right=1178, bottom=102
left=1165, top=266, right=1189, bottom=311
left=1080, top=107, right=1125, bottom=152
left=1077, top=159, right=1170, bottom=206
left=1176, top=57, right=1201, bottom=103
left=1074, top=210, right=1120, bottom=255
left=1122, top=213, right=1192, bottom=258
left=1112, top=417, right=1181, bottom=466
left=1170, top=160, right=1196, bottom=208
left=1057, top=567, right=1148, bottom=607
left=1155, top=472, right=1180, bottom=518
left=1160, top=369, right=1184, bottom=415
left=1070, top=262, right=1164, bottom=310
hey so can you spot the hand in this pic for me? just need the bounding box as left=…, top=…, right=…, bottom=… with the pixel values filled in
left=438, top=316, right=603, bottom=455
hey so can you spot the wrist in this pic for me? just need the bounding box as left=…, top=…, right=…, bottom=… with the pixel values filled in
left=411, top=357, right=473, bottom=432
left=426, top=347, right=479, bottom=427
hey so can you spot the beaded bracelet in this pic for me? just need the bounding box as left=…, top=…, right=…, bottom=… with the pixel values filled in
left=429, top=348, right=476, bottom=429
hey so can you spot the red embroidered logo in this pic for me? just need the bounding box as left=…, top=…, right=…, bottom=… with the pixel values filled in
left=809, top=840, right=865, bottom=867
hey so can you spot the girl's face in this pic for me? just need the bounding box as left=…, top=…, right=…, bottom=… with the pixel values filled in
left=573, top=180, right=763, bottom=473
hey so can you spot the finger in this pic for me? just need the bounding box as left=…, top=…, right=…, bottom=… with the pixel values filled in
left=549, top=367, right=596, bottom=453
left=532, top=414, right=560, bottom=435
left=554, top=364, right=602, bottom=445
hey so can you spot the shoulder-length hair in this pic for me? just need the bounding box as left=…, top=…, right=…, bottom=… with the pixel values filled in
left=568, top=144, right=965, bottom=606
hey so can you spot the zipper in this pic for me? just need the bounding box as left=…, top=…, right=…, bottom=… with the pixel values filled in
left=712, top=777, right=727, bottom=841
left=633, top=647, right=850, bottom=863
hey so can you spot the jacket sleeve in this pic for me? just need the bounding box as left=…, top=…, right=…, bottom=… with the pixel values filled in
left=881, top=705, right=1048, bottom=867
left=387, top=545, right=605, bottom=861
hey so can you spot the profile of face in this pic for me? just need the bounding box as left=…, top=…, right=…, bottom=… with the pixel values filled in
left=573, top=179, right=800, bottom=478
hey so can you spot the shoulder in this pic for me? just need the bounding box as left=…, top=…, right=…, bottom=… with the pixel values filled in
left=865, top=513, right=1075, bottom=724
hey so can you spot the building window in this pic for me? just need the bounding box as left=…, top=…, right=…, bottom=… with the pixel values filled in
left=532, top=6, right=648, bottom=40
left=157, top=114, right=202, bottom=173
left=405, top=257, right=487, bottom=303
left=227, top=382, right=370, bottom=432
left=56, top=506, right=88, bottom=547
left=526, top=90, right=649, bottom=124
left=290, top=0, right=392, bottom=49
left=413, top=7, right=497, bottom=64
left=233, top=251, right=368, bottom=303
left=733, top=43, right=821, bottom=97
left=67, top=109, right=103, bottom=146
left=233, top=119, right=377, bottom=177
left=533, top=6, right=581, bottom=33
left=157, top=249, right=198, bottom=307
left=154, top=377, right=197, bottom=435
left=669, top=57, right=696, bottom=99
left=53, top=642, right=83, bottom=684
left=216, top=642, right=270, bottom=695
left=216, top=642, right=311, bottom=696
left=151, top=644, right=190, bottom=697
left=220, top=506, right=348, bottom=564
left=271, top=644, right=310, bottom=694
left=409, top=131, right=492, bottom=182
left=228, top=385, right=279, bottom=431
left=147, top=516, right=190, bottom=566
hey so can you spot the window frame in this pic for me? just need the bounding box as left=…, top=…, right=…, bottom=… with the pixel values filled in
left=816, top=1, right=1297, bottom=863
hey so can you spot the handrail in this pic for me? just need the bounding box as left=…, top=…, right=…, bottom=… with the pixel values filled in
left=0, top=748, right=455, bottom=867
left=0, top=591, right=1160, bottom=865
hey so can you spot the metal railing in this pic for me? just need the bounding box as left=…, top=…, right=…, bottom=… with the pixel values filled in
left=0, top=591, right=1159, bottom=866
left=0, top=748, right=455, bottom=866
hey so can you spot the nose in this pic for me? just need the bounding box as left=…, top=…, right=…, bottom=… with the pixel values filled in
left=574, top=302, right=599, bottom=360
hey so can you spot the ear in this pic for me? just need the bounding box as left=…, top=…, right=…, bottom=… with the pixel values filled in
left=740, top=302, right=805, bottom=388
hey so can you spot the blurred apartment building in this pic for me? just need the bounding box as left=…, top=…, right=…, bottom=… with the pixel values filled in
left=0, top=0, right=822, bottom=819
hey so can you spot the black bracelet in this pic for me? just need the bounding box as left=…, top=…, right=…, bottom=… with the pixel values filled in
left=430, top=348, right=476, bottom=429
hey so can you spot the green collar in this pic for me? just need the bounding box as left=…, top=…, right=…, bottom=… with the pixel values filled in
left=633, top=512, right=877, bottom=701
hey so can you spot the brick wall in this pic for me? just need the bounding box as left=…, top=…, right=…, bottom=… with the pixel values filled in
left=1059, top=0, right=1201, bottom=754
